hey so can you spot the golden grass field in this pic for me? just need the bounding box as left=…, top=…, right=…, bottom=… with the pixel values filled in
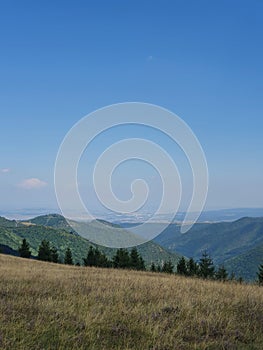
left=0, top=254, right=263, bottom=350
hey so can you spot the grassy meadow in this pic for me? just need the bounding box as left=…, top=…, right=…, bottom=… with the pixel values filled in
left=0, top=254, right=263, bottom=350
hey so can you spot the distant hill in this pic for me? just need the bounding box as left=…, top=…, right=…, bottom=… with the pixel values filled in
left=224, top=242, right=263, bottom=281
left=0, top=215, right=181, bottom=267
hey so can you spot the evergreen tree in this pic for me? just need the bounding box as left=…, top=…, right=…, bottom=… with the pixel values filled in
left=198, top=251, right=215, bottom=279
left=138, top=256, right=146, bottom=271
left=18, top=238, right=31, bottom=259
left=38, top=240, right=51, bottom=261
left=156, top=264, right=162, bottom=272
left=150, top=262, right=156, bottom=272
left=64, top=247, right=73, bottom=265
left=257, top=263, right=263, bottom=286
left=130, top=247, right=142, bottom=270
left=177, top=256, right=188, bottom=275
left=187, top=257, right=199, bottom=276
left=83, top=246, right=96, bottom=266
left=112, top=248, right=130, bottom=269
left=50, top=246, right=59, bottom=263
left=215, top=265, right=228, bottom=281
left=162, top=260, right=174, bottom=273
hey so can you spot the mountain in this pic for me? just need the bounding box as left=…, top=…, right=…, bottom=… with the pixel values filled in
left=224, top=242, right=263, bottom=281
left=0, top=215, right=181, bottom=267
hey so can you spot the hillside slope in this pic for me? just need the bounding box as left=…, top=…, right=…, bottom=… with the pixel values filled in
left=0, top=216, right=181, bottom=266
left=1, top=254, right=263, bottom=350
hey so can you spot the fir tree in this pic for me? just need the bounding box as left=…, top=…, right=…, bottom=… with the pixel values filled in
left=177, top=256, right=188, bottom=275
left=187, top=257, right=199, bottom=276
left=150, top=262, right=156, bottom=272
left=83, top=246, right=96, bottom=266
left=112, top=248, right=130, bottom=269
left=257, top=263, right=263, bottom=286
left=198, top=251, right=215, bottom=279
left=18, top=238, right=31, bottom=259
left=50, top=246, right=59, bottom=263
left=162, top=260, right=174, bottom=273
left=215, top=265, right=228, bottom=281
left=38, top=240, right=51, bottom=261
left=130, top=247, right=142, bottom=270
left=64, top=247, right=73, bottom=265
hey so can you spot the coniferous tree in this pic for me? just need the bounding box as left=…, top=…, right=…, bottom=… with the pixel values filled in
left=162, top=260, right=174, bottom=273
left=187, top=257, right=199, bottom=276
left=150, top=262, right=156, bottom=272
left=38, top=240, right=52, bottom=261
left=198, top=251, right=215, bottom=279
left=130, top=247, right=142, bottom=270
left=257, top=263, right=263, bottom=286
left=112, top=248, right=130, bottom=269
left=215, top=265, right=228, bottom=281
left=156, top=264, right=162, bottom=272
left=177, top=256, right=188, bottom=275
left=64, top=247, right=73, bottom=265
left=18, top=238, right=31, bottom=259
left=50, top=246, right=59, bottom=263
left=83, top=246, right=96, bottom=266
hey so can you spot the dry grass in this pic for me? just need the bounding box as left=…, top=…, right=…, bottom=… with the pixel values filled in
left=0, top=254, right=263, bottom=350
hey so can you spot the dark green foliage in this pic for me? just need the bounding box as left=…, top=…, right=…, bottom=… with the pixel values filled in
left=64, top=247, right=73, bottom=265
left=187, top=257, right=199, bottom=276
left=50, top=246, right=59, bottom=263
left=130, top=247, right=141, bottom=270
left=150, top=262, right=156, bottom=272
left=156, top=264, right=161, bottom=272
left=38, top=240, right=52, bottom=261
left=18, top=238, right=31, bottom=258
left=198, top=251, right=215, bottom=279
left=215, top=265, right=228, bottom=281
left=83, top=246, right=110, bottom=268
left=162, top=260, right=174, bottom=273
left=113, top=248, right=130, bottom=269
left=256, top=263, right=263, bottom=285
left=130, top=247, right=145, bottom=270
left=177, top=256, right=188, bottom=275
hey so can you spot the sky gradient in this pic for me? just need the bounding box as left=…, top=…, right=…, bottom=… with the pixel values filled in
left=0, top=0, right=263, bottom=213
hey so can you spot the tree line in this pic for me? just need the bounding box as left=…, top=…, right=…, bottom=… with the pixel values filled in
left=18, top=238, right=263, bottom=285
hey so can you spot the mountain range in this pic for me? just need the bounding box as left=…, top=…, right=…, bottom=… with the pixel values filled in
left=0, top=214, right=181, bottom=267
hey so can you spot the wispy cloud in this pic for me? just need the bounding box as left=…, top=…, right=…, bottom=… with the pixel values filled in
left=147, top=55, right=153, bottom=61
left=1, top=168, right=10, bottom=173
left=18, top=178, right=48, bottom=190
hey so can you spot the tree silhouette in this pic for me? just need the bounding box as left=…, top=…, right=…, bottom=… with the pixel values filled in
left=64, top=247, right=73, bottom=265
left=18, top=238, right=31, bottom=259
left=38, top=240, right=51, bottom=261
left=257, top=263, right=263, bottom=285
left=198, top=251, right=215, bottom=279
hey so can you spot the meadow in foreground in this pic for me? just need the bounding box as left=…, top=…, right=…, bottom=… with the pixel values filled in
left=0, top=254, right=263, bottom=350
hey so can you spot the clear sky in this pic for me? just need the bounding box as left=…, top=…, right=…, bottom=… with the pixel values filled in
left=0, top=0, right=263, bottom=214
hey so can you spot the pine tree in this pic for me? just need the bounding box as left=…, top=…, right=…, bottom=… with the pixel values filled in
left=150, top=262, right=156, bottom=272
left=83, top=246, right=96, bottom=266
left=64, top=247, right=73, bottom=265
left=215, top=265, right=228, bottom=281
left=198, top=251, right=215, bottom=279
left=187, top=257, right=199, bottom=276
left=112, top=248, right=130, bottom=269
left=130, top=247, right=141, bottom=270
left=257, top=263, right=263, bottom=286
left=162, top=260, right=174, bottom=273
left=177, top=256, right=188, bottom=275
left=38, top=240, right=51, bottom=261
left=50, top=246, right=59, bottom=263
left=18, top=238, right=31, bottom=258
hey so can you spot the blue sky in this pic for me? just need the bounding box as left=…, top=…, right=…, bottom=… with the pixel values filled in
left=0, top=0, right=263, bottom=213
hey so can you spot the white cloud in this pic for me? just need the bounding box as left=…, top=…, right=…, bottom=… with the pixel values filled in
left=18, top=178, right=48, bottom=190
left=1, top=168, right=10, bottom=173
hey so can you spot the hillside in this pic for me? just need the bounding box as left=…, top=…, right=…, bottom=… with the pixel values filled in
left=0, top=216, right=181, bottom=267
left=1, top=254, right=263, bottom=349
left=153, top=217, right=263, bottom=275
left=224, top=243, right=263, bottom=281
